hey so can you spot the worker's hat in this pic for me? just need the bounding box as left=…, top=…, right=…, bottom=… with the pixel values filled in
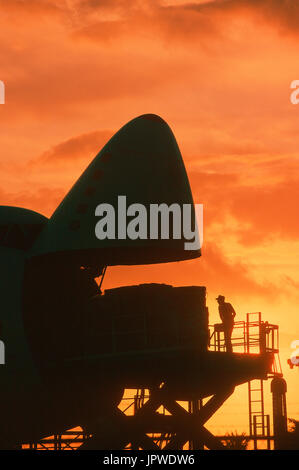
left=216, top=295, right=225, bottom=301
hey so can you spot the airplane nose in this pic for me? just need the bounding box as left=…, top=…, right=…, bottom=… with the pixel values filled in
left=29, top=114, right=200, bottom=266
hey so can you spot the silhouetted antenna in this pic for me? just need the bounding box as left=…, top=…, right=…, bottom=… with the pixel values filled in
left=99, top=266, right=107, bottom=290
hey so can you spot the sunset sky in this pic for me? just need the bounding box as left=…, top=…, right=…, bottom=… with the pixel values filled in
left=1, top=0, right=299, bottom=438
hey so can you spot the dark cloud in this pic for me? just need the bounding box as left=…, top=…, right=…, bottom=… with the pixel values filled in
left=0, top=0, right=68, bottom=17
left=30, top=130, right=114, bottom=166
left=72, top=0, right=299, bottom=46
left=1, top=0, right=299, bottom=46
left=172, top=0, right=299, bottom=34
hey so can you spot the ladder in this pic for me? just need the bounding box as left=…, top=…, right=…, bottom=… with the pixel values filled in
left=248, top=379, right=271, bottom=449
left=246, top=312, right=281, bottom=449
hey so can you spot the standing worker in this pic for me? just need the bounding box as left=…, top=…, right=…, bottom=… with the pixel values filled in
left=216, top=295, right=236, bottom=353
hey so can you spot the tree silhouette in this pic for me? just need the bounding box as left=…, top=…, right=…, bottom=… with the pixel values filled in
left=222, top=432, right=249, bottom=450
left=284, top=418, right=299, bottom=449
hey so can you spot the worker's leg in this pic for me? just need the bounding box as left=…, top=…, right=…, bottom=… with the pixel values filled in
left=224, top=323, right=233, bottom=353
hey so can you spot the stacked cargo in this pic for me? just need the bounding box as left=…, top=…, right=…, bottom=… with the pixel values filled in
left=86, top=283, right=209, bottom=356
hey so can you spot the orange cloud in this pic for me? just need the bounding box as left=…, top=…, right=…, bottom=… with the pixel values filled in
left=30, top=129, right=114, bottom=166
left=105, top=240, right=275, bottom=299
left=1, top=0, right=299, bottom=434
left=0, top=186, right=64, bottom=217
left=189, top=169, right=299, bottom=245
left=0, top=0, right=66, bottom=16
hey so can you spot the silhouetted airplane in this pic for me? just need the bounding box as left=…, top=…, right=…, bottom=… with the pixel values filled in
left=0, top=114, right=200, bottom=447
left=0, top=114, right=271, bottom=449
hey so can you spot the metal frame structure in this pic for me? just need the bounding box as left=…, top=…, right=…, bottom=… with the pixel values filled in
left=210, top=312, right=282, bottom=450
left=22, top=312, right=283, bottom=450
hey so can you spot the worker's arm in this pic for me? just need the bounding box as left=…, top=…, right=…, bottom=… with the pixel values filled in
left=228, top=303, right=236, bottom=318
left=219, top=310, right=225, bottom=323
